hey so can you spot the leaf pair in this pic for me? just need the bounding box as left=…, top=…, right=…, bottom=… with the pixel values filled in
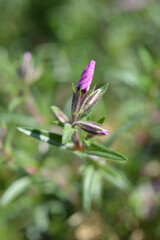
left=17, top=127, right=127, bottom=162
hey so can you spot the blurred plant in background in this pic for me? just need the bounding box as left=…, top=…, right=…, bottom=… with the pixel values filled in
left=0, top=0, right=160, bottom=239
left=17, top=59, right=128, bottom=215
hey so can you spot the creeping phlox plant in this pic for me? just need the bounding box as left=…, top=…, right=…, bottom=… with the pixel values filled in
left=18, top=60, right=128, bottom=212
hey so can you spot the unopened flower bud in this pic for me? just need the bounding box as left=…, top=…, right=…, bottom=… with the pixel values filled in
left=18, top=52, right=32, bottom=79
left=18, top=52, right=41, bottom=85
left=51, top=106, right=69, bottom=123
left=71, top=60, right=96, bottom=122
left=72, top=121, right=108, bottom=136
left=77, top=60, right=96, bottom=93
left=79, top=88, right=101, bottom=116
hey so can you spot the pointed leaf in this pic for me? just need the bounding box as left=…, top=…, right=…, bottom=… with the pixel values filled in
left=17, top=127, right=63, bottom=147
left=84, top=140, right=127, bottom=162
left=62, top=124, right=76, bottom=144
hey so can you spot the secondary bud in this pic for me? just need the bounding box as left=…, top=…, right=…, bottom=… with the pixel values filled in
left=72, top=121, right=108, bottom=136
left=79, top=88, right=101, bottom=116
left=51, top=106, right=69, bottom=123
left=18, top=52, right=41, bottom=85
left=77, top=60, right=96, bottom=93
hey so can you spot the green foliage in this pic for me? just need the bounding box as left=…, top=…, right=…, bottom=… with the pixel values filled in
left=1, top=0, right=160, bottom=239
left=62, top=124, right=76, bottom=144
left=17, top=127, right=63, bottom=147
left=82, top=165, right=96, bottom=213
left=84, top=140, right=127, bottom=161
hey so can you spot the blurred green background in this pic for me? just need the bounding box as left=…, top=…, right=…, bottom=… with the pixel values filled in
left=0, top=0, right=160, bottom=239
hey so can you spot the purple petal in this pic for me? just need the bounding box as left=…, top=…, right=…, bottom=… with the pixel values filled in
left=77, top=60, right=96, bottom=92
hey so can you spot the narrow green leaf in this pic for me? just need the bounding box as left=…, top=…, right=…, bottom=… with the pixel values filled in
left=84, top=140, right=127, bottom=162
left=82, top=165, right=96, bottom=213
left=17, top=127, right=63, bottom=147
left=0, top=177, right=31, bottom=206
left=62, top=124, right=76, bottom=144
left=97, top=116, right=106, bottom=125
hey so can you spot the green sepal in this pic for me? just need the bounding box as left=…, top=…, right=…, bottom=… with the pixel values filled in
left=99, top=83, right=109, bottom=97
left=72, top=82, right=76, bottom=94
left=97, top=116, right=106, bottom=125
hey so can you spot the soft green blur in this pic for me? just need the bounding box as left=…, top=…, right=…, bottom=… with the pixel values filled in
left=0, top=0, right=160, bottom=239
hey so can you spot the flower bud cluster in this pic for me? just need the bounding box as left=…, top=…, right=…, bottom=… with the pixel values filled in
left=51, top=59, right=108, bottom=138
left=71, top=60, right=108, bottom=136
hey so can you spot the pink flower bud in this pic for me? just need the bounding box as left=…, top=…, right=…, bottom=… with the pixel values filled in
left=72, top=121, right=108, bottom=136
left=77, top=60, right=96, bottom=93
left=18, top=52, right=41, bottom=85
